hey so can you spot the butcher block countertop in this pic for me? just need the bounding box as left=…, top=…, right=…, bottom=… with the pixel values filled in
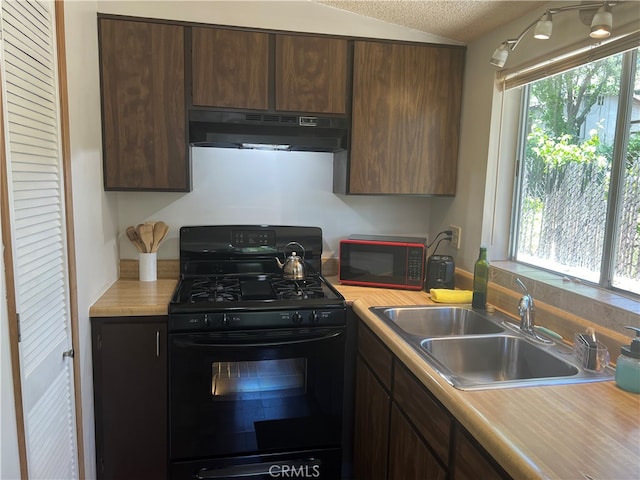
left=327, top=278, right=640, bottom=480
left=89, top=279, right=177, bottom=317
left=89, top=275, right=640, bottom=479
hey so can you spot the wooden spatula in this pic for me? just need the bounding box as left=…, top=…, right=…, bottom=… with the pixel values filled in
left=126, top=226, right=145, bottom=253
left=137, top=223, right=154, bottom=253
left=151, top=221, right=169, bottom=252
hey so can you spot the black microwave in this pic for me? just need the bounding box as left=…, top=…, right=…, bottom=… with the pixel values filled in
left=338, top=235, right=426, bottom=290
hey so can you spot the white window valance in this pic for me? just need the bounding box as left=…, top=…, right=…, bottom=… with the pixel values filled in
left=498, top=30, right=640, bottom=90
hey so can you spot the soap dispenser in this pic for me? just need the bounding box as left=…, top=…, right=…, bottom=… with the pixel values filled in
left=615, top=326, right=640, bottom=394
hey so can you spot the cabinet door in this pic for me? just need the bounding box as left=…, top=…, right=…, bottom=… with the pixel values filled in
left=388, top=405, right=446, bottom=480
left=358, top=321, right=393, bottom=390
left=353, top=356, right=390, bottom=480
left=275, top=35, right=348, bottom=114
left=99, top=19, right=188, bottom=191
left=92, top=318, right=167, bottom=480
left=192, top=27, right=269, bottom=109
left=393, top=362, right=451, bottom=465
left=453, top=427, right=509, bottom=480
left=348, top=41, right=465, bottom=195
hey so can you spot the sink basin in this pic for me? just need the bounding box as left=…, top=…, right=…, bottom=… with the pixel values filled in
left=370, top=306, right=504, bottom=337
left=420, top=335, right=583, bottom=389
left=368, top=305, right=615, bottom=390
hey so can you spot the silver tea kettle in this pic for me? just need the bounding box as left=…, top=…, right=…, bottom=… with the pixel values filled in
left=275, top=241, right=306, bottom=280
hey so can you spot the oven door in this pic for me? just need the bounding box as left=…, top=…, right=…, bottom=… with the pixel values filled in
left=169, top=326, right=345, bottom=478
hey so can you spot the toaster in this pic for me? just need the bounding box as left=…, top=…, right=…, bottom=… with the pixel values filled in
left=425, top=254, right=455, bottom=290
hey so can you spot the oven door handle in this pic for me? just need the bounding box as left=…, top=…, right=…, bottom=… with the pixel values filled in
left=173, top=328, right=343, bottom=348
left=195, top=458, right=321, bottom=479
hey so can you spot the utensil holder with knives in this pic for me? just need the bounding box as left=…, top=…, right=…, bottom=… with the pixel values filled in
left=574, top=328, right=610, bottom=373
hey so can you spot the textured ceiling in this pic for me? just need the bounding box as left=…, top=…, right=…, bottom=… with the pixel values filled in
left=313, top=1, right=547, bottom=43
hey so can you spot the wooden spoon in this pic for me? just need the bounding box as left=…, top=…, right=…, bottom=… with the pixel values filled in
left=137, top=223, right=154, bottom=253
left=151, top=221, right=169, bottom=252
left=126, top=226, right=145, bottom=253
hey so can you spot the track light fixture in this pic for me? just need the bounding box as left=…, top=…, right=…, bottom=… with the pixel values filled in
left=490, top=2, right=616, bottom=68
left=590, top=3, right=613, bottom=38
left=534, top=12, right=553, bottom=40
left=490, top=42, right=511, bottom=68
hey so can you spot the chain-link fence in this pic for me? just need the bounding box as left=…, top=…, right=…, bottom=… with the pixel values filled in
left=613, top=147, right=640, bottom=290
left=517, top=142, right=640, bottom=293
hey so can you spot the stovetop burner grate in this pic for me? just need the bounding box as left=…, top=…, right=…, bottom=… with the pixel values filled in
left=271, top=277, right=325, bottom=300
left=189, top=277, right=242, bottom=303
left=181, top=274, right=337, bottom=304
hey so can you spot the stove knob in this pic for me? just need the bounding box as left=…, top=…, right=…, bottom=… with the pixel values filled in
left=309, top=311, right=320, bottom=323
left=222, top=314, right=229, bottom=327
left=291, top=312, right=302, bottom=325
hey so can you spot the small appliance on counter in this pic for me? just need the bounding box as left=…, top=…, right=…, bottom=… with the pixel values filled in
left=338, top=234, right=426, bottom=290
left=425, top=254, right=455, bottom=290
left=423, top=230, right=456, bottom=291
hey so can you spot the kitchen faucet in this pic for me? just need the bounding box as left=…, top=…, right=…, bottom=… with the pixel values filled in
left=515, top=278, right=553, bottom=343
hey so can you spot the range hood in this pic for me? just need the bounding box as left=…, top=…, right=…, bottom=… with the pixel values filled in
left=189, top=110, right=349, bottom=152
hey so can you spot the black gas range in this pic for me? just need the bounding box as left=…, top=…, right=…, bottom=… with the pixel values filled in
left=168, top=225, right=349, bottom=479
left=168, top=225, right=346, bottom=331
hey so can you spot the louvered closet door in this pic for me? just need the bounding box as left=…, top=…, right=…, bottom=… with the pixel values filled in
left=0, top=1, right=78, bottom=478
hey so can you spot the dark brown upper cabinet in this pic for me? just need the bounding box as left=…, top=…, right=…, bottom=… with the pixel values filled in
left=98, top=16, right=464, bottom=195
left=337, top=40, right=465, bottom=195
left=99, top=18, right=189, bottom=191
left=191, top=27, right=349, bottom=115
left=191, top=27, right=270, bottom=110
left=275, top=34, right=348, bottom=114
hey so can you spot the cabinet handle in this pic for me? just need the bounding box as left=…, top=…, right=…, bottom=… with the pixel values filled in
left=156, top=330, right=160, bottom=358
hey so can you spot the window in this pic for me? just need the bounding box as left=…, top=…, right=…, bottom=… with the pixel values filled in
left=511, top=47, right=639, bottom=296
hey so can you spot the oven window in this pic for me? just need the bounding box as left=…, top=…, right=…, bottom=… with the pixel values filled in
left=212, top=359, right=307, bottom=399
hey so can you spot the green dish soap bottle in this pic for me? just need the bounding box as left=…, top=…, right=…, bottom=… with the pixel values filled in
left=472, top=247, right=489, bottom=309
left=615, top=326, right=640, bottom=394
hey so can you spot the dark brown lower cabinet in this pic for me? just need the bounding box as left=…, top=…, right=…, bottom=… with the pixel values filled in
left=354, top=319, right=510, bottom=480
left=388, top=405, right=446, bottom=480
left=453, top=426, right=508, bottom=480
left=353, top=356, right=391, bottom=480
left=393, top=362, right=451, bottom=466
left=91, top=316, right=167, bottom=480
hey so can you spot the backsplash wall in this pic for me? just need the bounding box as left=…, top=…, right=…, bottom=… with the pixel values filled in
left=116, top=147, right=433, bottom=259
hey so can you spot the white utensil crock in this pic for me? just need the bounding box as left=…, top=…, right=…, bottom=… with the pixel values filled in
left=139, top=252, right=157, bottom=282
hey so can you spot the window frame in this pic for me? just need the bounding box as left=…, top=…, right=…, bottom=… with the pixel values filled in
left=509, top=47, right=639, bottom=298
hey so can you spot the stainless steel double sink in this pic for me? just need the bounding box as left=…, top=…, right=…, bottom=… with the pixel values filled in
left=370, top=305, right=614, bottom=390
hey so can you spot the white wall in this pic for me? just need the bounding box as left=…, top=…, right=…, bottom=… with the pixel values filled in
left=118, top=150, right=432, bottom=260
left=64, top=1, right=120, bottom=478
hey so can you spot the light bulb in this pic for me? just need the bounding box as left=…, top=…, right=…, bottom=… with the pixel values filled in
left=534, top=13, right=553, bottom=40
left=590, top=4, right=612, bottom=39
left=490, top=43, right=510, bottom=68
